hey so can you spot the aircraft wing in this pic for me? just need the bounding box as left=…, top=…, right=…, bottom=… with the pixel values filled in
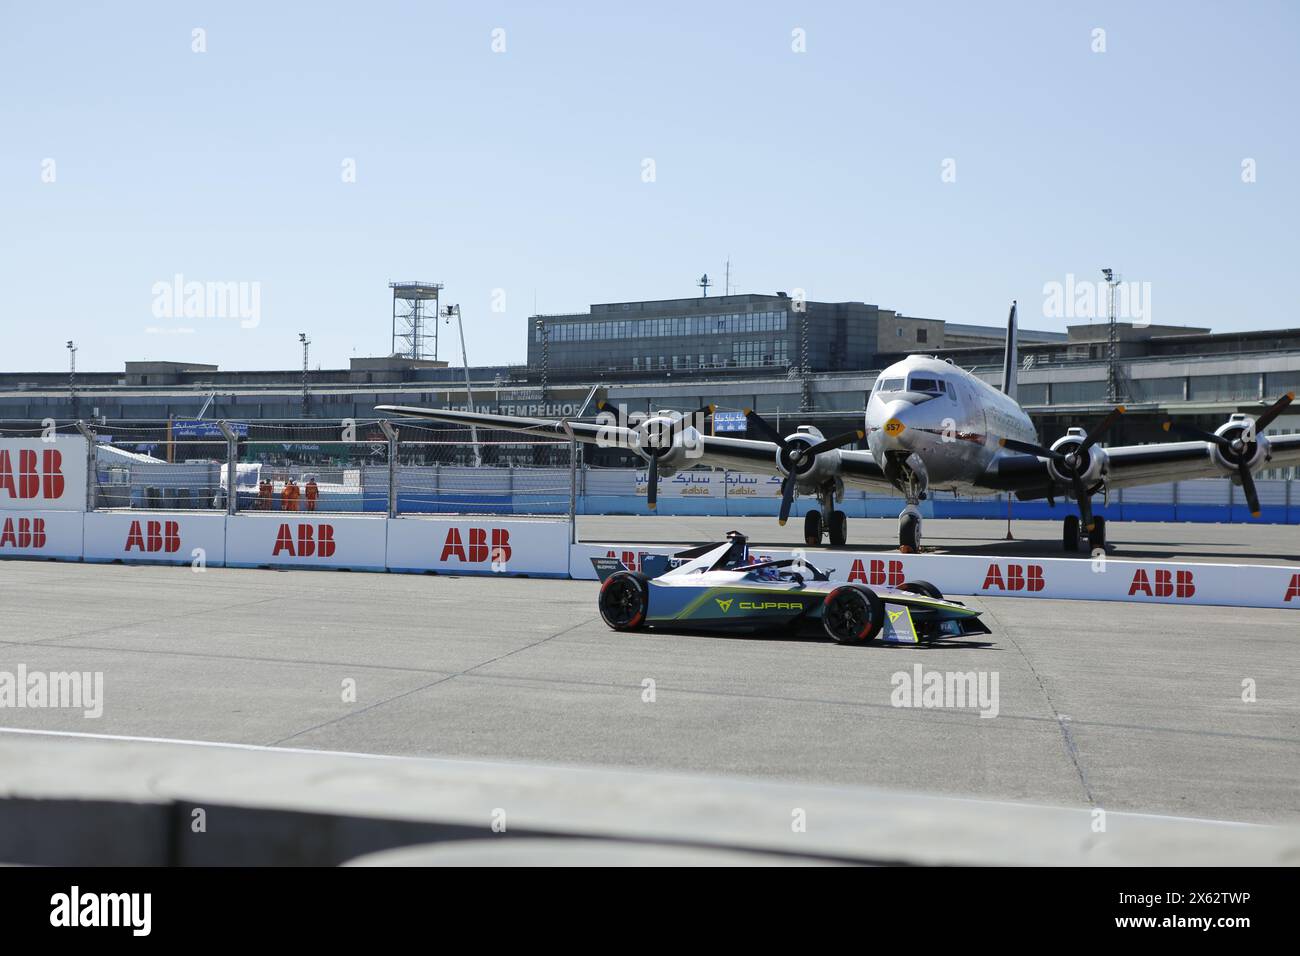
left=989, top=433, right=1300, bottom=495
left=374, top=405, right=893, bottom=488
left=1102, top=433, right=1300, bottom=488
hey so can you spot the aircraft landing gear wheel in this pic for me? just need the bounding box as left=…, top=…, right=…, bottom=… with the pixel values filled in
left=804, top=510, right=823, bottom=547
left=1088, top=516, right=1106, bottom=552
left=598, top=572, right=648, bottom=631
left=822, top=585, right=885, bottom=645
left=1063, top=515, right=1080, bottom=552
left=828, top=510, right=848, bottom=546
left=899, top=512, right=920, bottom=553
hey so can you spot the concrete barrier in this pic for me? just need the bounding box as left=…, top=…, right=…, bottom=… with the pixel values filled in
left=0, top=511, right=83, bottom=560
left=0, top=731, right=1293, bottom=866
left=224, top=514, right=388, bottom=571
left=386, top=516, right=571, bottom=577
left=83, top=512, right=227, bottom=566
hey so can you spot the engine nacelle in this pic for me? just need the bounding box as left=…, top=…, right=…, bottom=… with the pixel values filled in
left=1209, top=414, right=1271, bottom=477
left=775, top=428, right=842, bottom=492
left=1046, top=427, right=1109, bottom=493
left=631, top=413, right=704, bottom=479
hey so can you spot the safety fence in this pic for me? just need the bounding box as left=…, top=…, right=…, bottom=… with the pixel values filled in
left=4, top=431, right=1300, bottom=523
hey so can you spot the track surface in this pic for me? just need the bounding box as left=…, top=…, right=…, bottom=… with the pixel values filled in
left=1, top=550, right=1297, bottom=824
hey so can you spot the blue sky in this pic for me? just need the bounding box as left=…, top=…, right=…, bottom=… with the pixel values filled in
left=1, top=1, right=1296, bottom=373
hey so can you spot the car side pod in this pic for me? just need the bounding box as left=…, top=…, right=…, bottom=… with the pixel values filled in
left=821, top=585, right=885, bottom=645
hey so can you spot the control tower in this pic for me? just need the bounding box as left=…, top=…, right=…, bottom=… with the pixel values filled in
left=389, top=281, right=444, bottom=360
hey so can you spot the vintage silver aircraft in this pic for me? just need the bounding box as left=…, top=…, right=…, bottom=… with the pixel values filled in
left=378, top=303, right=1298, bottom=553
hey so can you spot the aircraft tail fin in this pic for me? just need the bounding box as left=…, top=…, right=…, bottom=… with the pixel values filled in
left=1001, top=300, right=1018, bottom=400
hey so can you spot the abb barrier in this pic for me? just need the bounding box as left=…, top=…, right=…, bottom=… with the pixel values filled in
left=567, top=543, right=1300, bottom=611
left=387, top=517, right=570, bottom=576
left=0, top=437, right=88, bottom=512
left=84, top=512, right=227, bottom=566
left=3, top=504, right=1298, bottom=609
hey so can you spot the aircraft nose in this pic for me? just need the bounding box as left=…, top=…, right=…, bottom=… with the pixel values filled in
left=878, top=400, right=915, bottom=449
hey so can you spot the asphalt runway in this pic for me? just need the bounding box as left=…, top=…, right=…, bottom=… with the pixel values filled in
left=1, top=551, right=1297, bottom=825
left=579, top=515, right=1300, bottom=566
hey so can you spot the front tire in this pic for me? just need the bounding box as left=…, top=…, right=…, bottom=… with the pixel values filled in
left=804, top=509, right=823, bottom=546
left=598, top=571, right=649, bottom=631
left=828, top=509, right=848, bottom=546
left=821, top=585, right=885, bottom=644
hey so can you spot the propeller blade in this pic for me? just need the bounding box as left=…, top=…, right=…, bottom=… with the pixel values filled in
left=670, top=404, right=716, bottom=436
left=999, top=437, right=1064, bottom=461
left=1237, top=460, right=1261, bottom=518
left=1071, top=471, right=1095, bottom=533
left=1161, top=420, right=1231, bottom=450
left=743, top=408, right=789, bottom=449
left=646, top=454, right=658, bottom=511
left=1254, top=391, right=1295, bottom=433
left=1079, top=405, right=1126, bottom=453
left=777, top=474, right=796, bottom=526
left=803, top=429, right=865, bottom=457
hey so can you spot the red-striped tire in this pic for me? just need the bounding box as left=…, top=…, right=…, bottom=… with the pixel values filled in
left=598, top=572, right=649, bottom=631
left=821, top=585, right=884, bottom=644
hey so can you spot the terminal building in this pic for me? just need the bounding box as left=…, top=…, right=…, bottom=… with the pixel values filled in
left=1, top=292, right=1297, bottom=477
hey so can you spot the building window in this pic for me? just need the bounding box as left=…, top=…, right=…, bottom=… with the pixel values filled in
left=917, top=329, right=928, bottom=343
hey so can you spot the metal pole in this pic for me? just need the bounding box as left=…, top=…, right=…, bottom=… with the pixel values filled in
left=560, top=419, right=577, bottom=544
left=449, top=305, right=481, bottom=468
left=217, top=421, right=240, bottom=515
left=74, top=421, right=96, bottom=511
left=299, top=333, right=311, bottom=418
left=379, top=420, right=399, bottom=518
left=569, top=436, right=578, bottom=543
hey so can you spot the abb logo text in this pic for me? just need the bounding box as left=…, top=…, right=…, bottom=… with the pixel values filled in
left=0, top=449, right=65, bottom=501
left=0, top=516, right=46, bottom=549
left=125, top=519, right=180, bottom=553
left=848, top=558, right=905, bottom=587
left=605, top=549, right=646, bottom=572
left=981, top=563, right=1045, bottom=592
left=1128, top=568, right=1195, bottom=598
left=442, top=528, right=511, bottom=563
left=273, top=523, right=336, bottom=558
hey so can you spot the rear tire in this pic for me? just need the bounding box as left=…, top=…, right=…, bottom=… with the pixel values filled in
left=598, top=571, right=649, bottom=631
left=821, top=585, right=885, bottom=645
left=828, top=509, right=848, bottom=546
left=804, top=509, right=823, bottom=546
left=1063, top=515, right=1080, bottom=552
left=899, top=580, right=943, bottom=600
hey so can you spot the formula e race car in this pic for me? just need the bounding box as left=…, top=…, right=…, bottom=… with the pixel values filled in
left=593, top=531, right=992, bottom=645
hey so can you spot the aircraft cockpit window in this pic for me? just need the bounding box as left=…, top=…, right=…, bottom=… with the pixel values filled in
left=908, top=377, right=945, bottom=396
left=878, top=378, right=905, bottom=392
